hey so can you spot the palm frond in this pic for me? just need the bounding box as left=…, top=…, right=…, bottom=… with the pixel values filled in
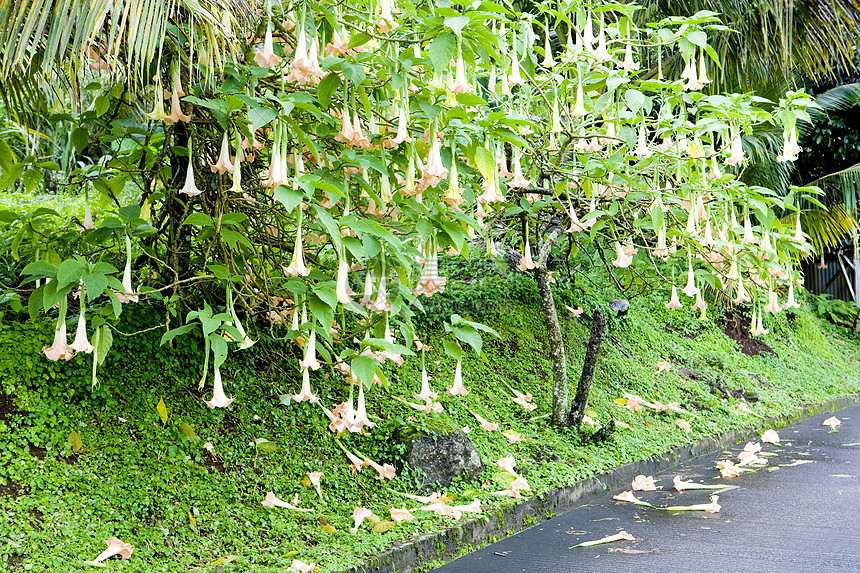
left=638, top=0, right=860, bottom=91
left=0, top=0, right=246, bottom=85
left=809, top=83, right=860, bottom=119
left=784, top=203, right=858, bottom=255
left=804, top=162, right=860, bottom=216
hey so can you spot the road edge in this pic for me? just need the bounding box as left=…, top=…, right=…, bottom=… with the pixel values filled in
left=343, top=392, right=860, bottom=573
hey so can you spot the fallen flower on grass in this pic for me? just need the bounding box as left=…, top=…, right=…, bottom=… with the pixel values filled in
left=503, top=430, right=524, bottom=444
left=421, top=500, right=470, bottom=520
left=403, top=491, right=444, bottom=504
left=565, top=305, right=585, bottom=318
left=655, top=361, right=671, bottom=372
left=824, top=416, right=841, bottom=431
left=716, top=460, right=741, bottom=478
left=261, top=492, right=313, bottom=512
left=613, top=490, right=654, bottom=507
left=390, top=507, right=415, bottom=522
left=492, top=475, right=531, bottom=499
left=84, top=536, right=134, bottom=566
left=452, top=498, right=483, bottom=515
left=289, top=560, right=316, bottom=573
left=676, top=419, right=692, bottom=433
left=761, top=429, right=781, bottom=444
left=570, top=530, right=635, bottom=548
left=495, top=456, right=517, bottom=473
left=632, top=475, right=657, bottom=491
left=469, top=409, right=498, bottom=432
left=673, top=476, right=729, bottom=491
left=307, top=471, right=324, bottom=501
left=364, top=458, right=396, bottom=481
left=738, top=402, right=751, bottom=414
left=625, top=395, right=643, bottom=412
left=511, top=389, right=537, bottom=411
left=351, top=507, right=374, bottom=533
left=662, top=495, right=721, bottom=513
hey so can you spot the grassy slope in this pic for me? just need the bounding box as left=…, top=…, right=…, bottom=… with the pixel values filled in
left=1, top=280, right=859, bottom=573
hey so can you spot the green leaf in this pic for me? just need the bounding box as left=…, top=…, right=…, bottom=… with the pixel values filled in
left=473, top=146, right=494, bottom=179
left=184, top=212, right=213, bottom=226
left=67, top=431, right=83, bottom=453
left=453, top=326, right=483, bottom=356
left=650, top=200, right=664, bottom=233
left=317, top=73, right=341, bottom=109
left=21, top=260, right=57, bottom=280
left=56, top=258, right=85, bottom=290
left=81, top=271, right=108, bottom=302
left=179, top=422, right=199, bottom=440
left=274, top=185, right=305, bottom=213
left=687, top=30, right=708, bottom=48
left=444, top=15, right=470, bottom=36
left=308, top=297, right=334, bottom=331
left=97, top=326, right=112, bottom=366
left=156, top=398, right=168, bottom=425
left=624, top=89, right=645, bottom=112
left=428, top=33, right=457, bottom=73
left=254, top=438, right=280, bottom=453
left=93, top=95, right=111, bottom=117
left=249, top=106, right=278, bottom=131
left=341, top=62, right=366, bottom=85
left=161, top=324, right=196, bottom=345
left=0, top=138, right=17, bottom=170
left=71, top=127, right=89, bottom=153
left=351, top=355, right=377, bottom=387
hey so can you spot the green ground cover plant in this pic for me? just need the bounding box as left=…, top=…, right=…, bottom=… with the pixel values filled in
left=1, top=258, right=858, bottom=572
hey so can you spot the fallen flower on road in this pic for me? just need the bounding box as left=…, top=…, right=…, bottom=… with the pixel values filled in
left=779, top=460, right=814, bottom=467
left=663, top=494, right=721, bottom=513
left=823, top=416, right=841, bottom=431
left=717, top=460, right=741, bottom=478
left=632, top=475, right=657, bottom=491
left=613, top=490, right=654, bottom=507
left=570, top=530, right=636, bottom=548
left=673, top=476, right=730, bottom=491
left=761, top=429, right=781, bottom=444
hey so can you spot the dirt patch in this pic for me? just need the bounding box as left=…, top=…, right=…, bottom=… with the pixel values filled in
left=28, top=444, right=46, bottom=460
left=7, top=554, right=23, bottom=570
left=0, top=393, right=22, bottom=421
left=678, top=368, right=759, bottom=403
left=719, top=311, right=775, bottom=357
left=0, top=479, right=26, bottom=498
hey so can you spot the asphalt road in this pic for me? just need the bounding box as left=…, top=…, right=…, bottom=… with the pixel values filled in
left=435, top=403, right=860, bottom=573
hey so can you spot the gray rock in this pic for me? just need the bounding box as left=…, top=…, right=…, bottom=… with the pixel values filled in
left=399, top=424, right=484, bottom=488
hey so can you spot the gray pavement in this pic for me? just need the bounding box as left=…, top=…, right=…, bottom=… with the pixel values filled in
left=436, top=403, right=860, bottom=573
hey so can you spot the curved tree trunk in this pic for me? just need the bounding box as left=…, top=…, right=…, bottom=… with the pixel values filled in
left=569, top=309, right=607, bottom=428
left=536, top=266, right=569, bottom=428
